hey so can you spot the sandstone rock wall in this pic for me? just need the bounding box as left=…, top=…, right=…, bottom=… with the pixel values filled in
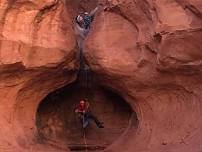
left=0, top=0, right=78, bottom=151
left=85, top=0, right=202, bottom=152
left=0, top=0, right=201, bottom=152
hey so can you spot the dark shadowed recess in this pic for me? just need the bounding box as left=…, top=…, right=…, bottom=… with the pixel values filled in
left=36, top=77, right=138, bottom=151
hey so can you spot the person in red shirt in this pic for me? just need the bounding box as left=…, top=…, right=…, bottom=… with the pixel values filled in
left=75, top=100, right=104, bottom=128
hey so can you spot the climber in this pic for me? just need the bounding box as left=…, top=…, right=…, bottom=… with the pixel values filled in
left=76, top=5, right=101, bottom=29
left=75, top=4, right=106, bottom=40
left=75, top=100, right=104, bottom=129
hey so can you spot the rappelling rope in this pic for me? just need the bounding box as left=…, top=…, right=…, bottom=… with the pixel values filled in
left=82, top=115, right=88, bottom=152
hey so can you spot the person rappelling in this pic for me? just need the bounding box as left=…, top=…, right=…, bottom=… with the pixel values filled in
left=75, top=100, right=104, bottom=129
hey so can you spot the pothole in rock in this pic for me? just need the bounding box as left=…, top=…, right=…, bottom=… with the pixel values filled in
left=36, top=79, right=138, bottom=151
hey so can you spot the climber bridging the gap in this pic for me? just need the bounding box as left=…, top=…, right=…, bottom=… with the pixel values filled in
left=75, top=4, right=105, bottom=41
left=75, top=100, right=104, bottom=129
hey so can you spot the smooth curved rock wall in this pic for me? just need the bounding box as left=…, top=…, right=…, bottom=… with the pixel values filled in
left=0, top=0, right=201, bottom=152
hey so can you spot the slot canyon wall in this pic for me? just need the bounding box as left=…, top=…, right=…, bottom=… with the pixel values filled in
left=0, top=0, right=201, bottom=152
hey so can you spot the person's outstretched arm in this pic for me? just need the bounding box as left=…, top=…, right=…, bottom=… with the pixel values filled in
left=89, top=5, right=103, bottom=17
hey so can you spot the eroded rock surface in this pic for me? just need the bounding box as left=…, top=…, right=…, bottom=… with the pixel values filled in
left=84, top=0, right=202, bottom=152
left=0, top=0, right=77, bottom=151
left=0, top=0, right=202, bottom=152
left=36, top=83, right=134, bottom=150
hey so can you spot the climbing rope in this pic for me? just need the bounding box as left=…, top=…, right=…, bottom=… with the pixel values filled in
left=83, top=130, right=88, bottom=152
left=82, top=115, right=88, bottom=152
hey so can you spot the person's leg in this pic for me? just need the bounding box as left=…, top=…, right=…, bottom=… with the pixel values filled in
left=86, top=112, right=104, bottom=128
left=77, top=113, right=89, bottom=129
left=83, top=113, right=90, bottom=128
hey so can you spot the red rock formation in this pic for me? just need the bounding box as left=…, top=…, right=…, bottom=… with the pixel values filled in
left=0, top=0, right=202, bottom=152
left=84, top=0, right=202, bottom=152
left=0, top=0, right=77, bottom=151
left=36, top=84, right=134, bottom=151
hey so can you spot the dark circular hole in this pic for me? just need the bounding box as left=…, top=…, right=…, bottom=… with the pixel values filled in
left=36, top=80, right=138, bottom=151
